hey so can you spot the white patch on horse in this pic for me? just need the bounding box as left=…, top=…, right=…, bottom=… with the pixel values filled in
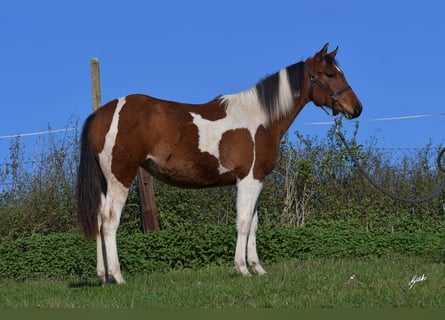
left=96, top=96, right=129, bottom=284
left=98, top=97, right=127, bottom=190
left=277, top=68, right=294, bottom=118
left=220, top=88, right=268, bottom=127
left=190, top=112, right=230, bottom=174
left=334, top=63, right=343, bottom=74
left=190, top=93, right=267, bottom=174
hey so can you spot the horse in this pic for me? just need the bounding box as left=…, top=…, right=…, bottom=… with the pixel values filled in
left=76, top=43, right=362, bottom=284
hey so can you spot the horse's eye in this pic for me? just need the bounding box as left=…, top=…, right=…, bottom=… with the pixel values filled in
left=325, top=72, right=335, bottom=78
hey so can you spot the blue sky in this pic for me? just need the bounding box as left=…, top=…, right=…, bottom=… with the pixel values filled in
left=1, top=0, right=444, bottom=159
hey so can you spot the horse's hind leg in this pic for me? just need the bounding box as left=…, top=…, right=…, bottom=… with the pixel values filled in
left=97, top=180, right=129, bottom=285
left=96, top=194, right=107, bottom=284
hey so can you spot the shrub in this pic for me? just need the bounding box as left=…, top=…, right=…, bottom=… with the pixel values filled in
left=0, top=221, right=443, bottom=280
left=0, top=118, right=444, bottom=239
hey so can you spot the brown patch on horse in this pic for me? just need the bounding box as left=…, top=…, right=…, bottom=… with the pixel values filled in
left=183, top=98, right=227, bottom=121
left=252, top=126, right=281, bottom=181
left=142, top=122, right=224, bottom=188
left=108, top=95, right=176, bottom=188
left=219, top=128, right=254, bottom=180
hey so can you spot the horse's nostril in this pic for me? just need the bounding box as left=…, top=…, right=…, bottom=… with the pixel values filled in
left=355, top=103, right=362, bottom=115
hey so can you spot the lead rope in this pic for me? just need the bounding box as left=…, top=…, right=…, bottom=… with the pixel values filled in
left=331, top=117, right=445, bottom=203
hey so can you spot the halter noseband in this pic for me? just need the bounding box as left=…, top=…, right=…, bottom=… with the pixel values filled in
left=304, top=63, right=352, bottom=113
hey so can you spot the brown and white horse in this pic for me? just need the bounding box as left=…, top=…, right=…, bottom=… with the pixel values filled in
left=77, top=43, right=362, bottom=284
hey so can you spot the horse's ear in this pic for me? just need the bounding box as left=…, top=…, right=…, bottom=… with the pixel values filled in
left=315, top=43, right=329, bottom=61
left=320, top=43, right=329, bottom=55
left=328, top=46, right=339, bottom=59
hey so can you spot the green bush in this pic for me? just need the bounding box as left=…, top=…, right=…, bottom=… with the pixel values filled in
left=0, top=233, right=95, bottom=281
left=1, top=119, right=445, bottom=239
left=1, top=221, right=443, bottom=281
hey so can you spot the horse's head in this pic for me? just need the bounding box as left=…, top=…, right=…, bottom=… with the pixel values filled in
left=305, top=43, right=362, bottom=119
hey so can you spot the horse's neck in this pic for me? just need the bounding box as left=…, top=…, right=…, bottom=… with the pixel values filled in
left=267, top=96, right=309, bottom=140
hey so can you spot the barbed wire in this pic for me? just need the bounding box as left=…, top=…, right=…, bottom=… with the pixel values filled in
left=0, top=113, right=443, bottom=191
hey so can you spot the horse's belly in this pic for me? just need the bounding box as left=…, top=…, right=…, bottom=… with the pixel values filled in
left=140, top=158, right=236, bottom=188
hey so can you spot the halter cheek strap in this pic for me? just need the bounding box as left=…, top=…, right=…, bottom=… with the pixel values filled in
left=304, top=63, right=352, bottom=112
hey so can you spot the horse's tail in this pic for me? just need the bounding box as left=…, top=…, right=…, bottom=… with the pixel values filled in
left=76, top=113, right=106, bottom=240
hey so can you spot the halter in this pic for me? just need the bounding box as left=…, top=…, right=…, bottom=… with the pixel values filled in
left=304, top=63, right=352, bottom=113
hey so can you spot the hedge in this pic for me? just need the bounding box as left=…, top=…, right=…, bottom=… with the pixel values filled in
left=0, top=221, right=443, bottom=280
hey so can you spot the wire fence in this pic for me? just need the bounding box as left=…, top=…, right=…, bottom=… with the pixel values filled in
left=0, top=112, right=444, bottom=193
left=1, top=114, right=444, bottom=239
left=0, top=124, right=80, bottom=193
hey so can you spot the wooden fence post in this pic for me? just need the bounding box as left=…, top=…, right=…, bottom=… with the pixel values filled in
left=89, top=58, right=159, bottom=232
left=137, top=168, right=160, bottom=231
left=90, top=58, right=101, bottom=112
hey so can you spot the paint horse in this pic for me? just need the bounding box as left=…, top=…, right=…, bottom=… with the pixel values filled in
left=77, top=43, right=362, bottom=284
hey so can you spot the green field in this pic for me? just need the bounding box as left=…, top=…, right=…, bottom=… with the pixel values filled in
left=1, top=256, right=443, bottom=308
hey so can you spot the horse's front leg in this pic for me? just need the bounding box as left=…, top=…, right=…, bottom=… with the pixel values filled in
left=234, top=176, right=263, bottom=276
left=247, top=210, right=266, bottom=275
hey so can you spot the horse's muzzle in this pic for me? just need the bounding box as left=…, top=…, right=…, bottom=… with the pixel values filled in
left=353, top=102, right=363, bottom=118
left=345, top=102, right=362, bottom=119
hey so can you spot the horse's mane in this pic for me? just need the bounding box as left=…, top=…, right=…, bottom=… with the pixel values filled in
left=255, top=61, right=305, bottom=122
left=220, top=61, right=305, bottom=125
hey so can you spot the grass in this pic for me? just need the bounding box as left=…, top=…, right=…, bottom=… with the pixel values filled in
left=0, top=256, right=444, bottom=308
